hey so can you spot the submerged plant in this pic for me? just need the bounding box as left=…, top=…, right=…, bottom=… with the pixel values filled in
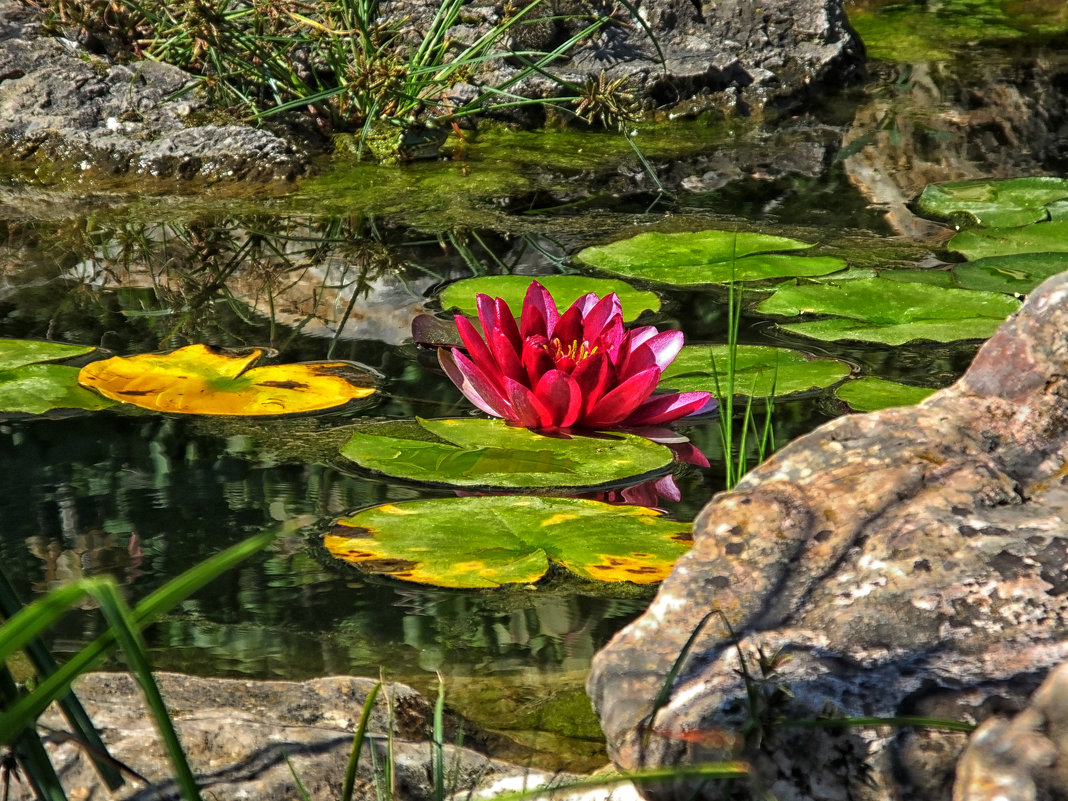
left=438, top=280, right=712, bottom=433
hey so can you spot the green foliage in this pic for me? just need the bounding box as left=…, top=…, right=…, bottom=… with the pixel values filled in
left=324, top=496, right=692, bottom=588
left=758, top=277, right=1020, bottom=344
left=952, top=253, right=1068, bottom=294
left=337, top=417, right=674, bottom=490
left=660, top=345, right=850, bottom=398
left=915, top=177, right=1068, bottom=228
left=575, top=230, right=847, bottom=285
left=834, top=377, right=937, bottom=412
left=0, top=339, right=114, bottom=416
left=948, top=220, right=1068, bottom=260
left=42, top=0, right=636, bottom=155
left=440, top=275, right=660, bottom=323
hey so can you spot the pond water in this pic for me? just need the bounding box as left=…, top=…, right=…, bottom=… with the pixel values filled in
left=2, top=2, right=1067, bottom=772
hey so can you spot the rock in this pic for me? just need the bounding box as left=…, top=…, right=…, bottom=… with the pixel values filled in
left=953, top=660, right=1068, bottom=801
left=13, top=672, right=527, bottom=801
left=0, top=0, right=310, bottom=184
left=0, top=0, right=862, bottom=182
left=587, top=272, right=1068, bottom=800
left=484, top=0, right=865, bottom=120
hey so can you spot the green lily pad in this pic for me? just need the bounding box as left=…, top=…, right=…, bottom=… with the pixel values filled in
left=0, top=338, right=96, bottom=370
left=0, top=339, right=113, bottom=415
left=338, top=417, right=674, bottom=490
left=324, top=496, right=692, bottom=588
left=948, top=220, right=1068, bottom=260
left=915, top=177, right=1068, bottom=228
left=575, top=230, right=847, bottom=285
left=658, top=345, right=851, bottom=398
left=0, top=364, right=116, bottom=415
left=757, top=277, right=1020, bottom=345
left=952, top=253, right=1068, bottom=294
left=440, top=276, right=660, bottom=322
left=835, top=378, right=938, bottom=412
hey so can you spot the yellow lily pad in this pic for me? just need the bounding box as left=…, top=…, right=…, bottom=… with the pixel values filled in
left=324, top=496, right=692, bottom=588
left=78, top=344, right=377, bottom=416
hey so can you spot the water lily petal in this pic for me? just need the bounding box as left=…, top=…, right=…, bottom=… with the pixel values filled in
left=476, top=293, right=499, bottom=336
left=520, top=281, right=559, bottom=340
left=487, top=326, right=526, bottom=385
left=641, top=330, right=685, bottom=371
left=580, top=293, right=623, bottom=343
left=571, top=350, right=612, bottom=416
left=439, top=348, right=512, bottom=418
left=624, top=391, right=714, bottom=426
left=455, top=315, right=501, bottom=384
left=521, top=334, right=555, bottom=387
left=493, top=296, right=523, bottom=353
left=553, top=304, right=584, bottom=351
left=505, top=376, right=554, bottom=429
left=534, top=369, right=582, bottom=429
left=584, top=367, right=662, bottom=427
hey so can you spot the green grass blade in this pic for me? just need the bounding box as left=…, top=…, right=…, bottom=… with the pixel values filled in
left=0, top=570, right=125, bottom=790
left=0, top=530, right=275, bottom=737
left=285, top=752, right=314, bottom=801
left=0, top=581, right=101, bottom=666
left=0, top=663, right=68, bottom=800
left=89, top=581, right=202, bottom=801
left=432, top=672, right=446, bottom=801
left=641, top=609, right=721, bottom=749
left=342, top=681, right=382, bottom=801
left=485, top=760, right=749, bottom=801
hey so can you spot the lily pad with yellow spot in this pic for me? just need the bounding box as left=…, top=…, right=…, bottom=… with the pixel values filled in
left=78, top=344, right=377, bottom=417
left=324, top=496, right=692, bottom=588
left=337, top=417, right=673, bottom=490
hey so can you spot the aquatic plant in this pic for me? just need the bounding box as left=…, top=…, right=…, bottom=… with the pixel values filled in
left=438, top=280, right=712, bottom=433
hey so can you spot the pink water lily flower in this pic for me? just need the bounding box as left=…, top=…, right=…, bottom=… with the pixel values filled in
left=438, top=281, right=713, bottom=432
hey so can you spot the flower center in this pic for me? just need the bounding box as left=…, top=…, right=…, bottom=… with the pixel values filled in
left=551, top=337, right=597, bottom=367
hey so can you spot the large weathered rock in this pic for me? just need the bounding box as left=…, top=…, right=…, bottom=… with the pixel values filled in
left=467, top=0, right=864, bottom=120
left=588, top=273, right=1068, bottom=800
left=0, top=0, right=310, bottom=183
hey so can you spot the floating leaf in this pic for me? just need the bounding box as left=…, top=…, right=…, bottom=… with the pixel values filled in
left=658, top=345, right=851, bottom=398
left=337, top=417, right=673, bottom=490
left=948, top=220, right=1068, bottom=260
left=0, top=339, right=112, bottom=416
left=440, top=275, right=660, bottom=322
left=835, top=377, right=937, bottom=412
left=915, top=177, right=1068, bottom=228
left=78, top=344, right=377, bottom=416
left=757, top=277, right=1020, bottom=345
left=575, top=230, right=847, bottom=285
left=0, top=338, right=96, bottom=370
left=324, top=496, right=692, bottom=588
left=952, top=253, right=1068, bottom=295
left=0, top=364, right=115, bottom=415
